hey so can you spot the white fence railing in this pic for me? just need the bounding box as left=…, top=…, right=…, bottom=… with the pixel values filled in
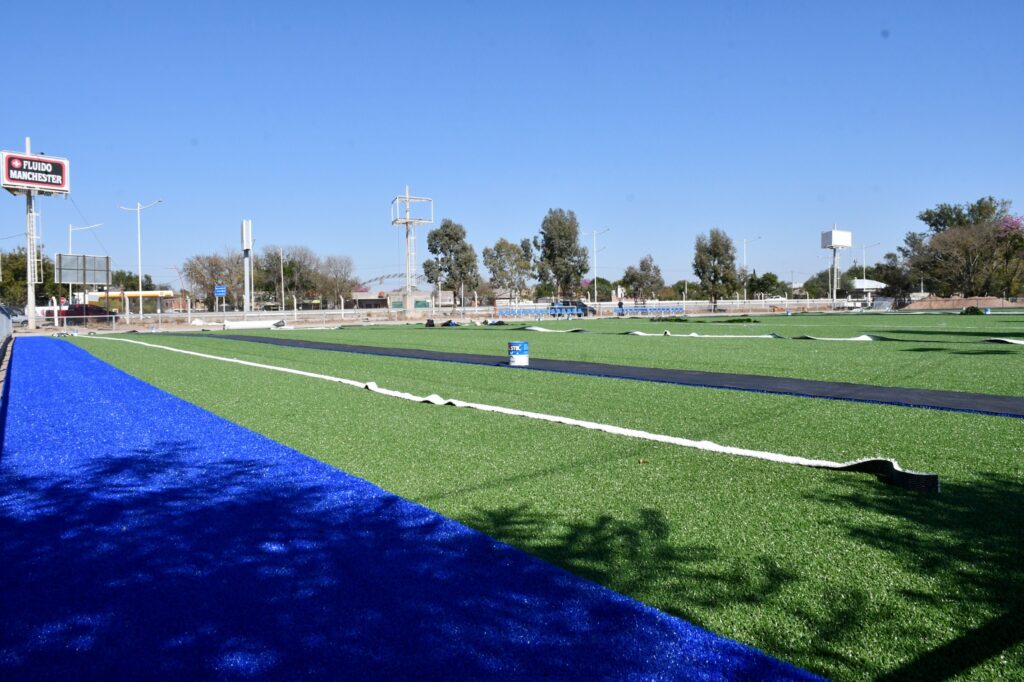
left=31, top=297, right=866, bottom=330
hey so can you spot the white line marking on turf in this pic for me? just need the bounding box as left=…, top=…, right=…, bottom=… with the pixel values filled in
left=84, top=336, right=914, bottom=475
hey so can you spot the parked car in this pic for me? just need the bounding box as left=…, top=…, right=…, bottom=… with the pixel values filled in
left=50, top=304, right=119, bottom=325
left=552, top=299, right=596, bottom=317
left=0, top=305, right=28, bottom=327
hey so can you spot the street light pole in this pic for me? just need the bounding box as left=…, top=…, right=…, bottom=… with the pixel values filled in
left=68, top=222, right=103, bottom=255
left=67, top=223, right=102, bottom=309
left=742, top=236, right=761, bottom=301
left=591, top=228, right=610, bottom=309
left=118, top=196, right=160, bottom=313
left=862, top=242, right=880, bottom=280
left=742, top=235, right=761, bottom=271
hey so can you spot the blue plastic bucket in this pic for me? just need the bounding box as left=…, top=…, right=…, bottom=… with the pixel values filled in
left=508, top=341, right=529, bottom=367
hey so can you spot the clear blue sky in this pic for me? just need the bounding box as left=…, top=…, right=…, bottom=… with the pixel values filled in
left=2, top=0, right=1021, bottom=290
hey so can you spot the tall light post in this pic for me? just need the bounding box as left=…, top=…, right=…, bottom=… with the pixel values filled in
left=67, top=222, right=102, bottom=308
left=862, top=242, right=880, bottom=279
left=68, top=222, right=102, bottom=255
left=742, top=235, right=761, bottom=271
left=119, top=200, right=162, bottom=315
left=591, top=228, right=610, bottom=308
left=742, top=236, right=761, bottom=300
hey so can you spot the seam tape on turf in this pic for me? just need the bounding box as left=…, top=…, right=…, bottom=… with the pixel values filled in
left=83, top=337, right=939, bottom=492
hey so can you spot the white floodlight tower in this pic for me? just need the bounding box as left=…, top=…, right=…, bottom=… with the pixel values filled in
left=821, top=225, right=852, bottom=308
left=241, top=219, right=254, bottom=314
left=390, top=185, right=433, bottom=313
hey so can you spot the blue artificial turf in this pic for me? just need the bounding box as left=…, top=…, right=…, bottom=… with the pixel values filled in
left=0, top=338, right=819, bottom=681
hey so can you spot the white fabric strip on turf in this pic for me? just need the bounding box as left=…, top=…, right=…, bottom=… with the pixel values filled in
left=84, top=337, right=925, bottom=480
left=625, top=330, right=783, bottom=338
left=793, top=334, right=881, bottom=341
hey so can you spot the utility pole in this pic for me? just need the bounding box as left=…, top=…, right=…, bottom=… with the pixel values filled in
left=118, top=199, right=162, bottom=315
left=279, top=247, right=285, bottom=311
left=862, top=242, right=879, bottom=280
left=591, top=228, right=609, bottom=309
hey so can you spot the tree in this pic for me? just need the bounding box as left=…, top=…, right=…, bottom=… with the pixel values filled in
left=482, top=238, right=533, bottom=302
left=254, top=245, right=321, bottom=308
left=317, top=255, right=357, bottom=307
left=182, top=254, right=232, bottom=311
left=0, top=247, right=60, bottom=307
left=748, top=271, right=791, bottom=298
left=111, top=270, right=155, bottom=292
left=620, top=255, right=664, bottom=300
left=917, top=196, right=1006, bottom=234
left=587, top=276, right=614, bottom=302
left=670, top=279, right=707, bottom=300
left=422, top=219, right=480, bottom=305
left=906, top=198, right=1021, bottom=297
left=803, top=268, right=854, bottom=299
left=533, top=209, right=588, bottom=298
left=255, top=247, right=284, bottom=305
left=692, top=228, right=739, bottom=303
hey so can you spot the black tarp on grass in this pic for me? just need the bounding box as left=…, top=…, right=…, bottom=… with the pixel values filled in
left=187, top=333, right=1024, bottom=420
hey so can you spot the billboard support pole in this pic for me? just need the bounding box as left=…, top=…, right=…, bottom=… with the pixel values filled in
left=22, top=137, right=38, bottom=330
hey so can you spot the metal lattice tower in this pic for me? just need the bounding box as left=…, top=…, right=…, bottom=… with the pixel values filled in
left=26, top=201, right=41, bottom=285
left=390, top=185, right=433, bottom=307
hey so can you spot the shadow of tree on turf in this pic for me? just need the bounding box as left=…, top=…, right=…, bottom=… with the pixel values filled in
left=463, top=504, right=798, bottom=625
left=803, top=473, right=1024, bottom=680
left=462, top=472, right=1024, bottom=680
left=0, top=440, right=811, bottom=681
left=882, top=327, right=1024, bottom=339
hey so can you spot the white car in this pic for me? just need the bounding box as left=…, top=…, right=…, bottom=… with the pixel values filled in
left=0, top=305, right=28, bottom=327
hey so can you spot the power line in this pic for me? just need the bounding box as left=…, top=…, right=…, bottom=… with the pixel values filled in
left=68, top=195, right=121, bottom=269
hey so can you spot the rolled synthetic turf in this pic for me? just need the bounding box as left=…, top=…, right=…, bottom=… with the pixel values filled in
left=0, top=338, right=818, bottom=681
left=196, top=333, right=1024, bottom=419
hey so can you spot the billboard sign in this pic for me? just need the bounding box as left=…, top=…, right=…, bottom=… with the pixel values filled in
left=2, top=151, right=70, bottom=195
left=55, top=254, right=111, bottom=285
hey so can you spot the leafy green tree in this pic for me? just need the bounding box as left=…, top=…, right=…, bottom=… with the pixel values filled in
left=423, top=218, right=480, bottom=305
left=585, top=276, right=614, bottom=302
left=692, top=228, right=739, bottom=302
left=803, top=268, right=853, bottom=299
left=862, top=253, right=913, bottom=299
left=111, top=270, right=155, bottom=292
left=533, top=209, right=589, bottom=298
left=482, top=238, right=533, bottom=301
left=906, top=198, right=1021, bottom=297
left=748, top=271, right=791, bottom=298
left=670, top=279, right=706, bottom=300
left=620, top=255, right=664, bottom=299
left=918, top=196, right=1007, bottom=234
left=0, top=247, right=61, bottom=307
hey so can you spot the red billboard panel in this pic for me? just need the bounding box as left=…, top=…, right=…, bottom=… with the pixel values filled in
left=2, top=151, right=70, bottom=195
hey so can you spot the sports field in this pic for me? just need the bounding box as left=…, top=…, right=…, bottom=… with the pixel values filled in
left=40, top=314, right=1024, bottom=677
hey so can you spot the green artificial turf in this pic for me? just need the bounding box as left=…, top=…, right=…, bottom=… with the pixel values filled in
left=207, top=312, right=1024, bottom=396
left=74, top=331, right=1024, bottom=680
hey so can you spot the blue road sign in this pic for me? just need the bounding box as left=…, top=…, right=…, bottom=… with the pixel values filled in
left=214, top=285, right=227, bottom=297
